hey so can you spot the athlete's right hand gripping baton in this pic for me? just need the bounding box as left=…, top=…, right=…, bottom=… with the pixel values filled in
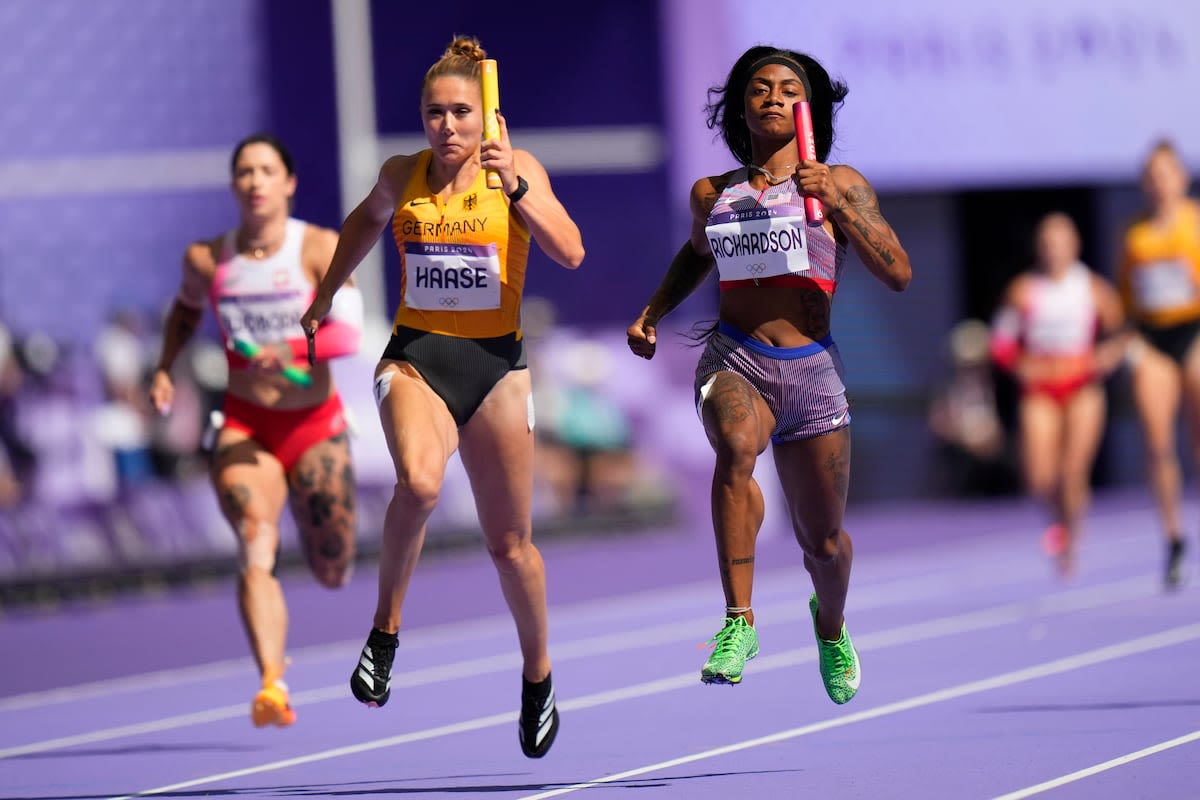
left=480, top=59, right=502, bottom=190
left=231, top=337, right=313, bottom=387
left=793, top=100, right=824, bottom=226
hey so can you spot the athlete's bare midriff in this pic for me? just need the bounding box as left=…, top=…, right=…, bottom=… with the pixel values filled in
left=718, top=283, right=832, bottom=347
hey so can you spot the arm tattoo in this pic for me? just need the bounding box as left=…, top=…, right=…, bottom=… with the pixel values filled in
left=845, top=185, right=886, bottom=225
left=650, top=243, right=714, bottom=318
left=844, top=185, right=897, bottom=267
left=731, top=556, right=755, bottom=566
left=661, top=260, right=701, bottom=308
left=648, top=181, right=724, bottom=317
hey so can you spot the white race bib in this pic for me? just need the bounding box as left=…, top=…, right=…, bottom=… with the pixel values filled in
left=216, top=290, right=308, bottom=346
left=707, top=208, right=811, bottom=282
left=403, top=242, right=501, bottom=311
left=1131, top=259, right=1197, bottom=311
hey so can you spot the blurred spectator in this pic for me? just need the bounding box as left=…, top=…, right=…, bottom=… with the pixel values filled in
left=92, top=308, right=215, bottom=486
left=524, top=296, right=660, bottom=519
left=92, top=309, right=156, bottom=487
left=0, top=323, right=36, bottom=508
left=537, top=339, right=638, bottom=516
left=927, top=318, right=1017, bottom=497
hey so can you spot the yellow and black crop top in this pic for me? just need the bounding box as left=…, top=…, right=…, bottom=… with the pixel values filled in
left=1118, top=199, right=1200, bottom=328
left=390, top=150, right=532, bottom=338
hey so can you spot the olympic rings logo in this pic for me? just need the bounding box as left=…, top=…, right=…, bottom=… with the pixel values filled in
left=439, top=297, right=460, bottom=307
left=745, top=262, right=767, bottom=274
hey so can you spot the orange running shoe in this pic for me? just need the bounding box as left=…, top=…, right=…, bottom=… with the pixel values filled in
left=251, top=679, right=297, bottom=728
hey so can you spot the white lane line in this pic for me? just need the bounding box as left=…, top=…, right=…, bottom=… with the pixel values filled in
left=0, top=573, right=1158, bottom=759
left=102, top=623, right=1200, bottom=800
left=516, top=624, right=1200, bottom=800
left=989, top=729, right=1200, bottom=799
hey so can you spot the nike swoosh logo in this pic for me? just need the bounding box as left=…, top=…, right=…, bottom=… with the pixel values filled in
left=830, top=412, right=847, bottom=426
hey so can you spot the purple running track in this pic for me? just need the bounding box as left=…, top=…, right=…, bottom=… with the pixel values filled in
left=2, top=488, right=1199, bottom=799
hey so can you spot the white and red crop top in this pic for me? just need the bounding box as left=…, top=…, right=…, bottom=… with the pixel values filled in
left=1021, top=264, right=1097, bottom=355
left=990, top=262, right=1098, bottom=370
left=706, top=168, right=846, bottom=293
left=209, top=217, right=362, bottom=368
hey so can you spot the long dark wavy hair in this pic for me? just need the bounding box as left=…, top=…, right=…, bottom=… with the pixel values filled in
left=705, top=45, right=849, bottom=165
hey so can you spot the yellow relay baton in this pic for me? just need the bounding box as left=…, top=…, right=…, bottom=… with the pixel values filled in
left=480, top=58, right=502, bottom=190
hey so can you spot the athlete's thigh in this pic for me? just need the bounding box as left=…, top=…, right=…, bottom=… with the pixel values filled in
left=772, top=426, right=850, bottom=539
left=1131, top=351, right=1181, bottom=449
left=1019, top=394, right=1064, bottom=484
left=1061, top=385, right=1106, bottom=479
left=458, top=368, right=535, bottom=535
left=698, top=370, right=774, bottom=457
left=1178, top=346, right=1200, bottom=447
left=286, top=430, right=356, bottom=561
left=375, top=361, right=459, bottom=483
left=210, top=429, right=288, bottom=535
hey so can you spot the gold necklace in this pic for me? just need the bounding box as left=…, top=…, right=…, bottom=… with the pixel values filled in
left=749, top=163, right=796, bottom=186
left=239, top=230, right=279, bottom=259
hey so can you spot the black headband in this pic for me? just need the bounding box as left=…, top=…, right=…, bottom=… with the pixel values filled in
left=747, top=55, right=812, bottom=101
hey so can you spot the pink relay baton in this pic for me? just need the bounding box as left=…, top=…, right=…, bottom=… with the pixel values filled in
left=792, top=100, right=824, bottom=226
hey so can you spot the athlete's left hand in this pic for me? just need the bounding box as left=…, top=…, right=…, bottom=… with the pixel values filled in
left=481, top=110, right=518, bottom=194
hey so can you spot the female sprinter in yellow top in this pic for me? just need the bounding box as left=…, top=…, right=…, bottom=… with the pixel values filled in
left=301, top=35, right=583, bottom=758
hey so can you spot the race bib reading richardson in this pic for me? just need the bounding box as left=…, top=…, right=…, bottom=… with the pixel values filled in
left=707, top=207, right=812, bottom=282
